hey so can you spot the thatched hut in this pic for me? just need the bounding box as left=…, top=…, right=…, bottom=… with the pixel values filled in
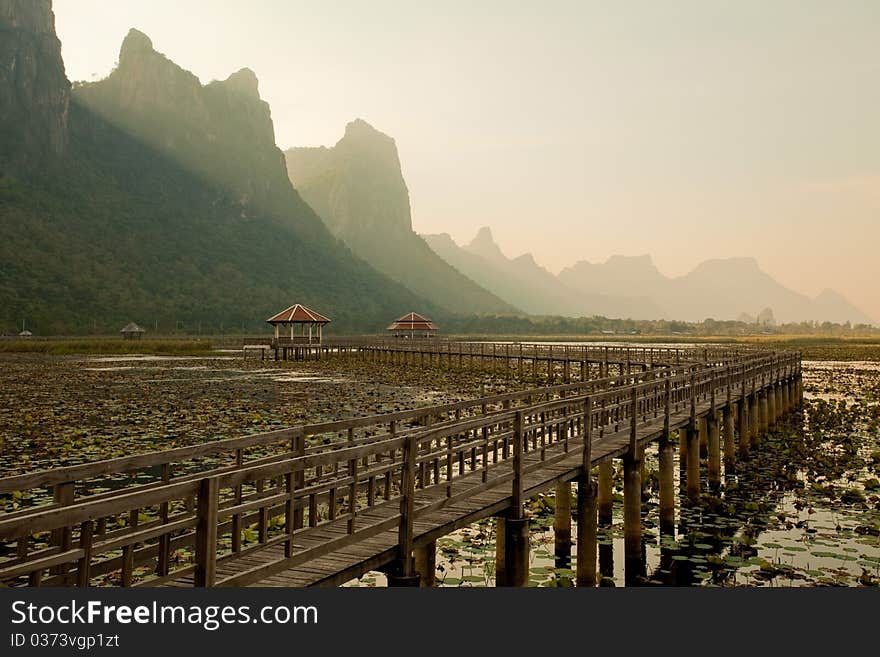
left=120, top=322, right=146, bottom=340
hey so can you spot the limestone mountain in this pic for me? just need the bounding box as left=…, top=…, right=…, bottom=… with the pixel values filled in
left=0, top=10, right=435, bottom=334
left=284, top=121, right=515, bottom=315
left=672, top=258, right=873, bottom=324
left=558, top=255, right=669, bottom=301
left=424, top=228, right=662, bottom=318
left=73, top=29, right=329, bottom=242
left=0, top=0, right=69, bottom=178
left=561, top=255, right=874, bottom=324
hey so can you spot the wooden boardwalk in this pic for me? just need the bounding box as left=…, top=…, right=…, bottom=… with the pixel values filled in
left=0, top=342, right=801, bottom=588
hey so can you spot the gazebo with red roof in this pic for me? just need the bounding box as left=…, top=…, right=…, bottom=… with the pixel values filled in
left=387, top=312, right=439, bottom=339
left=267, top=303, right=331, bottom=345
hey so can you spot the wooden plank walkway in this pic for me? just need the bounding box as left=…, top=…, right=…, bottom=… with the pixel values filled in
left=170, top=391, right=729, bottom=587
left=0, top=343, right=801, bottom=588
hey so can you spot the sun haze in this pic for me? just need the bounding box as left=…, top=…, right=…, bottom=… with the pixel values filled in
left=53, top=0, right=880, bottom=321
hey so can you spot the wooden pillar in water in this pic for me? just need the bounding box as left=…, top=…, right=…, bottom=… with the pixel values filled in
left=500, top=411, right=529, bottom=587
left=576, top=475, right=598, bottom=587
left=494, top=516, right=506, bottom=586
left=679, top=427, right=688, bottom=471
left=738, top=395, right=750, bottom=457
left=658, top=434, right=675, bottom=535
left=502, top=516, right=529, bottom=587
left=707, top=412, right=721, bottom=489
left=749, top=393, right=760, bottom=446
left=554, top=482, right=571, bottom=558
left=597, top=461, right=613, bottom=524
left=414, top=541, right=436, bottom=587
left=686, top=424, right=700, bottom=503
left=698, top=416, right=708, bottom=459
left=767, top=383, right=777, bottom=429
left=623, top=453, right=643, bottom=583
left=723, top=404, right=736, bottom=468
left=761, top=390, right=769, bottom=435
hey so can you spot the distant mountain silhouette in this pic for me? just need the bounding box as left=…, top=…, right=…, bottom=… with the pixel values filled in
left=561, top=255, right=873, bottom=324
left=424, top=228, right=663, bottom=318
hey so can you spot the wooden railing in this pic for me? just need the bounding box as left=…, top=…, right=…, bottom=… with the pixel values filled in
left=0, top=348, right=800, bottom=587
left=323, top=337, right=754, bottom=366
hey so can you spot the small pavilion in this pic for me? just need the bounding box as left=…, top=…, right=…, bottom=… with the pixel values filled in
left=387, top=312, right=439, bottom=339
left=267, top=304, right=330, bottom=345
left=120, top=322, right=145, bottom=340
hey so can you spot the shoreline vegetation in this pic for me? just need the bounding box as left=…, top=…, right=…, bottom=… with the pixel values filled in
left=1, top=334, right=879, bottom=360
left=0, top=339, right=214, bottom=356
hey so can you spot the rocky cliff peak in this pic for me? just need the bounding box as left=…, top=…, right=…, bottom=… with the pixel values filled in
left=465, top=226, right=507, bottom=263
left=119, top=27, right=153, bottom=63
left=0, top=0, right=70, bottom=177
left=284, top=118, right=412, bottom=236
left=335, top=118, right=401, bottom=167
left=222, top=67, right=260, bottom=98
left=74, top=30, right=293, bottom=216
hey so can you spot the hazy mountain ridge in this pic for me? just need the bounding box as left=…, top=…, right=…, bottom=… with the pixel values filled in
left=560, top=255, right=873, bottom=324
left=424, top=228, right=663, bottom=319
left=284, top=121, right=516, bottom=315
left=1, top=1, right=872, bottom=331
left=0, top=10, right=438, bottom=333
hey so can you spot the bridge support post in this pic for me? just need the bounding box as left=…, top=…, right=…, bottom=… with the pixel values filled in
left=738, top=397, right=750, bottom=457
left=576, top=475, right=598, bottom=587
left=723, top=404, right=736, bottom=469
left=414, top=541, right=436, bottom=587
left=501, top=517, right=530, bottom=587
left=775, top=383, right=782, bottom=421
left=387, top=561, right=420, bottom=586
left=686, top=425, right=700, bottom=504
left=597, top=462, right=613, bottom=525
left=698, top=417, right=708, bottom=459
left=623, top=453, right=643, bottom=584
left=707, top=413, right=721, bottom=489
left=749, top=394, right=760, bottom=446
left=554, top=482, right=572, bottom=559
left=679, top=428, right=687, bottom=472
left=658, top=434, right=675, bottom=535
left=768, top=384, right=777, bottom=429
left=783, top=380, right=791, bottom=413
left=494, top=517, right=506, bottom=585
left=761, top=390, right=769, bottom=435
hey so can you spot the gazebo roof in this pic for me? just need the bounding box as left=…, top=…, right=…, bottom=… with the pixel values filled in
left=387, top=312, right=438, bottom=332
left=120, top=322, right=145, bottom=333
left=267, top=304, right=331, bottom=325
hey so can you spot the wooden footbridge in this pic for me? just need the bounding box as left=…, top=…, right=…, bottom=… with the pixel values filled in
left=0, top=342, right=802, bottom=587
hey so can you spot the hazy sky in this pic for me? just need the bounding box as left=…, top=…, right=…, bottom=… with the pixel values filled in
left=54, top=1, right=880, bottom=321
